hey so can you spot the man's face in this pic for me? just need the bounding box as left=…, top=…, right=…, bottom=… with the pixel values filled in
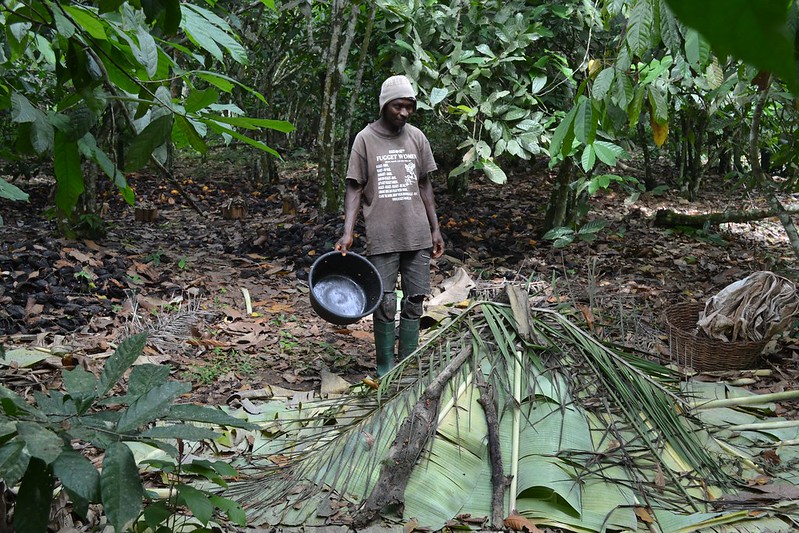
left=382, top=98, right=416, bottom=131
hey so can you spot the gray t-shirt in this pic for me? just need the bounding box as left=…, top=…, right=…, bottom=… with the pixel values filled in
left=346, top=122, right=438, bottom=255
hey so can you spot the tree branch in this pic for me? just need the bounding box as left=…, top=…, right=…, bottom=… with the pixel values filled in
left=475, top=371, right=508, bottom=529
left=351, top=343, right=474, bottom=529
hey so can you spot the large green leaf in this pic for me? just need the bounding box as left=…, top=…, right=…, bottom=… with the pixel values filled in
left=13, top=458, right=54, bottom=533
left=665, top=0, right=798, bottom=93
left=127, top=364, right=171, bottom=397
left=210, top=115, right=294, bottom=134
left=16, top=422, right=64, bottom=464
left=429, top=87, right=449, bottom=106
left=613, top=73, right=634, bottom=109
left=31, top=111, right=54, bottom=154
left=53, top=449, right=102, bottom=503
left=627, top=85, right=646, bottom=127
left=581, top=144, right=596, bottom=172
left=684, top=28, right=711, bottom=71
left=209, top=494, right=247, bottom=526
left=53, top=132, right=84, bottom=215
left=134, top=25, right=159, bottom=77
left=63, top=5, right=107, bottom=40
left=204, top=120, right=280, bottom=158
left=0, top=439, right=31, bottom=486
left=574, top=97, right=595, bottom=145
left=96, top=333, right=148, bottom=397
left=593, top=141, right=627, bottom=166
left=195, top=71, right=235, bottom=93
left=10, top=92, right=37, bottom=123
left=62, top=366, right=97, bottom=415
left=181, top=4, right=247, bottom=64
left=184, top=87, right=219, bottom=113
left=648, top=85, right=669, bottom=124
left=0, top=384, right=44, bottom=419
left=59, top=105, right=96, bottom=142
left=480, top=159, right=507, bottom=185
left=101, top=442, right=145, bottom=533
left=116, top=381, right=191, bottom=434
left=124, top=114, right=173, bottom=172
left=178, top=484, right=214, bottom=525
left=166, top=404, right=259, bottom=430
left=548, top=104, right=578, bottom=158
left=173, top=115, right=208, bottom=153
left=626, top=0, right=655, bottom=56
left=591, top=68, right=615, bottom=100
left=0, top=177, right=30, bottom=202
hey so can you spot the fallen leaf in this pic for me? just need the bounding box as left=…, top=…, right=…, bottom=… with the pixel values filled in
left=504, top=512, right=543, bottom=532
left=634, top=506, right=654, bottom=523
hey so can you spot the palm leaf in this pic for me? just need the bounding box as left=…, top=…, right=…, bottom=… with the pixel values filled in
left=226, top=285, right=793, bottom=531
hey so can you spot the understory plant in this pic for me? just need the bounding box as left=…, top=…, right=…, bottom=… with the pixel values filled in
left=0, top=333, right=256, bottom=533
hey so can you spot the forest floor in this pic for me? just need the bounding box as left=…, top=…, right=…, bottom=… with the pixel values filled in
left=2, top=149, right=799, bottom=406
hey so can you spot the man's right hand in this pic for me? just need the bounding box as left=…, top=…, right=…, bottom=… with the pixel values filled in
left=335, top=234, right=353, bottom=255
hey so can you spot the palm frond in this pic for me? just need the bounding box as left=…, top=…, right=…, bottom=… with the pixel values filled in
left=225, top=285, right=796, bottom=532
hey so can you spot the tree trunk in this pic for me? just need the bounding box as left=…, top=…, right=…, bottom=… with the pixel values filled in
left=543, top=157, right=575, bottom=232
left=637, top=122, right=656, bottom=190
left=683, top=109, right=708, bottom=201
left=748, top=75, right=799, bottom=259
left=340, top=1, right=376, bottom=172
left=317, top=0, right=360, bottom=213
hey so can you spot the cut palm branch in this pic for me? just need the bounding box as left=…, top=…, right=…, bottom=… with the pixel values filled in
left=225, top=284, right=799, bottom=532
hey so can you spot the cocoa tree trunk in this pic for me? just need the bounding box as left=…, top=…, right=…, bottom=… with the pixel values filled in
left=340, top=1, right=376, bottom=175
left=543, top=157, right=575, bottom=232
left=749, top=75, right=799, bottom=259
left=317, top=0, right=360, bottom=213
left=637, top=122, right=656, bottom=190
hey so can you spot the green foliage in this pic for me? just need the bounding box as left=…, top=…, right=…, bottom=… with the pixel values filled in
left=0, top=0, right=292, bottom=227
left=0, top=333, right=257, bottom=533
left=138, top=458, right=247, bottom=531
left=664, top=0, right=798, bottom=94
left=385, top=0, right=568, bottom=184
left=184, top=347, right=254, bottom=385
left=543, top=219, right=607, bottom=248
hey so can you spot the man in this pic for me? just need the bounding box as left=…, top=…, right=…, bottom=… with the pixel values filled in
left=335, top=75, right=445, bottom=377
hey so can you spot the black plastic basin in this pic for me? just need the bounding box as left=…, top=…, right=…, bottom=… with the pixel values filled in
left=309, top=251, right=383, bottom=325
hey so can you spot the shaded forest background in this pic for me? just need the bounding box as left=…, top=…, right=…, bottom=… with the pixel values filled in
left=1, top=0, right=798, bottom=245
left=3, top=2, right=799, bottom=533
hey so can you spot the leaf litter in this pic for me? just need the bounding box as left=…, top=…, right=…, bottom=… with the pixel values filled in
left=2, top=154, right=799, bottom=532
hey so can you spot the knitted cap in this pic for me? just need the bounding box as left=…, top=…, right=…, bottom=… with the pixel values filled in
left=379, top=75, right=417, bottom=113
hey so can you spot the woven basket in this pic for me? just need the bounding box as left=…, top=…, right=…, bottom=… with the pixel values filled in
left=665, top=302, right=768, bottom=371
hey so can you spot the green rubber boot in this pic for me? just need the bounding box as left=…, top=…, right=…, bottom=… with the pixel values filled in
left=398, top=318, right=420, bottom=361
left=374, top=320, right=396, bottom=377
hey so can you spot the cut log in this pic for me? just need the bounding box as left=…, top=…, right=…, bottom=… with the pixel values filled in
left=654, top=204, right=799, bottom=228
